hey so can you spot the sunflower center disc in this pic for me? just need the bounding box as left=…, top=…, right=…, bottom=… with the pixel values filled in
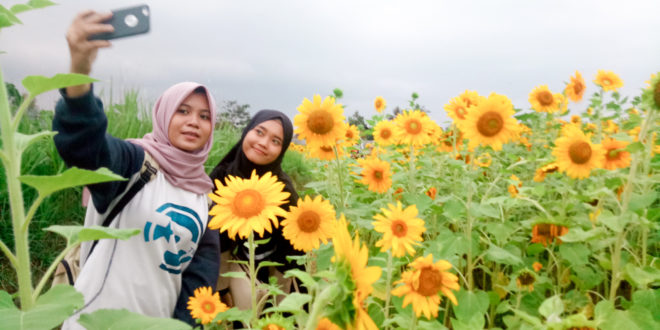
left=573, top=82, right=584, bottom=94
left=476, top=111, right=504, bottom=137
left=603, top=79, right=611, bottom=86
left=417, top=267, right=442, bottom=296
left=457, top=107, right=467, bottom=119
left=307, top=109, right=334, bottom=135
left=297, top=210, right=321, bottom=232
left=568, top=141, right=592, bottom=164
left=202, top=301, right=215, bottom=313
left=538, top=91, right=554, bottom=106
left=654, top=82, right=660, bottom=107
left=390, top=220, right=408, bottom=237
left=406, top=119, right=422, bottom=134
left=320, top=145, right=333, bottom=152
left=536, top=223, right=552, bottom=237
left=518, top=272, right=535, bottom=286
left=607, top=149, right=620, bottom=160
left=375, top=100, right=383, bottom=108
left=346, top=130, right=354, bottom=139
left=373, top=170, right=383, bottom=180
left=381, top=129, right=392, bottom=139
left=233, top=189, right=264, bottom=218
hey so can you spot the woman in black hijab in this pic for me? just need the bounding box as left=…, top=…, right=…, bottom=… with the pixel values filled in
left=210, top=110, right=303, bottom=310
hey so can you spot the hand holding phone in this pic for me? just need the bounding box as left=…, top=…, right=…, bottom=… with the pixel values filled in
left=90, top=4, right=150, bottom=40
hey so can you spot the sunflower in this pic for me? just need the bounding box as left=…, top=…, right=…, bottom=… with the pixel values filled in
left=565, top=71, right=586, bottom=102
left=332, top=215, right=381, bottom=329
left=317, top=318, right=341, bottom=330
left=357, top=157, right=392, bottom=193
left=374, top=96, right=387, bottom=113
left=281, top=195, right=336, bottom=252
left=342, top=124, right=361, bottom=147
left=552, top=126, right=605, bottom=179
left=444, top=96, right=473, bottom=123
left=516, top=271, right=536, bottom=292
left=208, top=170, right=290, bottom=239
left=307, top=143, right=344, bottom=161
left=373, top=120, right=397, bottom=146
left=425, top=187, right=437, bottom=200
left=529, top=85, right=564, bottom=113
left=474, top=152, right=492, bottom=167
left=508, top=184, right=519, bottom=198
left=642, top=72, right=660, bottom=110
left=459, top=92, right=519, bottom=151
left=593, top=70, right=623, bottom=92
left=294, top=95, right=346, bottom=146
left=532, top=262, right=543, bottom=272
left=394, top=110, right=434, bottom=146
left=391, top=254, right=460, bottom=320
left=570, top=115, right=582, bottom=125
left=372, top=202, right=426, bottom=257
left=530, top=223, right=569, bottom=247
left=458, top=90, right=485, bottom=108
left=437, top=129, right=464, bottom=153
left=533, top=162, right=559, bottom=182
left=601, top=137, right=631, bottom=170
left=187, top=287, right=228, bottom=325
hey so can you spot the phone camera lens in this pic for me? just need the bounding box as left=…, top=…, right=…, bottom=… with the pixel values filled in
left=142, top=8, right=150, bottom=17
left=124, top=14, right=138, bottom=27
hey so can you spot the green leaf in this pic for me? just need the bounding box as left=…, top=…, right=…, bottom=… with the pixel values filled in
left=27, top=0, right=56, bottom=9
left=213, top=307, right=251, bottom=323
left=472, top=202, right=499, bottom=219
left=10, top=4, right=32, bottom=14
left=22, top=74, right=97, bottom=97
left=599, top=211, right=625, bottom=233
left=263, top=292, right=311, bottom=313
left=0, top=290, right=15, bottom=309
left=560, top=227, right=606, bottom=243
left=0, top=285, right=84, bottom=330
left=453, top=290, right=489, bottom=323
left=626, top=141, right=645, bottom=153
left=219, top=271, right=248, bottom=279
left=14, top=131, right=57, bottom=153
left=442, top=198, right=466, bottom=219
left=632, top=289, right=660, bottom=322
left=284, top=269, right=316, bottom=289
left=77, top=309, right=191, bottom=330
left=629, top=192, right=657, bottom=213
left=0, top=5, right=21, bottom=26
left=538, top=295, right=564, bottom=321
left=558, top=243, right=590, bottom=266
left=256, top=261, right=283, bottom=269
left=45, top=225, right=141, bottom=245
left=484, top=244, right=522, bottom=266
left=19, top=167, right=125, bottom=197
left=451, top=316, right=485, bottom=330
left=624, top=263, right=660, bottom=289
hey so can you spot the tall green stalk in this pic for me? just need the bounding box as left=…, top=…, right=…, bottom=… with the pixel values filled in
left=383, top=250, right=394, bottom=324
left=333, top=146, right=346, bottom=212
left=0, top=66, right=35, bottom=309
left=248, top=232, right=257, bottom=327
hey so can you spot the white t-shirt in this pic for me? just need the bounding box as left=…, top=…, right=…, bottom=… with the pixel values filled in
left=63, top=171, right=209, bottom=329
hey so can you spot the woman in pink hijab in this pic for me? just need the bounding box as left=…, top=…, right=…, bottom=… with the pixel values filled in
left=53, top=10, right=219, bottom=328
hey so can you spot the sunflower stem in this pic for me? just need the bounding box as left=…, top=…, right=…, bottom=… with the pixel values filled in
left=410, top=309, right=417, bottom=330
left=303, top=284, right=338, bottom=330
left=595, top=88, right=604, bottom=143
left=333, top=145, right=346, bottom=212
left=248, top=232, right=257, bottom=327
left=408, top=144, right=416, bottom=194
left=383, top=250, right=394, bottom=324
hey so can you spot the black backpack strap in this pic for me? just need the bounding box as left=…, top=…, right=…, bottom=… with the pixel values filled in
left=87, top=156, right=159, bottom=258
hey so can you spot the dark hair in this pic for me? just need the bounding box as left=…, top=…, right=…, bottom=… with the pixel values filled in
left=192, top=86, right=207, bottom=95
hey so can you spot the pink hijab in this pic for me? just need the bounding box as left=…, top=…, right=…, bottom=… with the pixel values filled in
left=129, top=82, right=217, bottom=194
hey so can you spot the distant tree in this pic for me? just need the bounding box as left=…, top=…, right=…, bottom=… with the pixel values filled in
left=5, top=82, right=23, bottom=112
left=348, top=110, right=369, bottom=131
left=219, top=100, right=251, bottom=129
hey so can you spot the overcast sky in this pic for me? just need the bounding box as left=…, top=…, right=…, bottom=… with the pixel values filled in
left=3, top=0, right=660, bottom=125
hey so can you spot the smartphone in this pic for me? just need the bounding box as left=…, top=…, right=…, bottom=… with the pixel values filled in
left=90, top=4, right=150, bottom=40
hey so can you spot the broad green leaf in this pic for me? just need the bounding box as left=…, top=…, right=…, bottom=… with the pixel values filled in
left=538, top=295, right=564, bottom=321
left=10, top=4, right=31, bottom=14
left=45, top=225, right=140, bottom=245
left=22, top=74, right=97, bottom=97
left=213, top=307, right=251, bottom=323
left=14, top=131, right=56, bottom=153
left=263, top=292, right=311, bottom=313
left=0, top=285, right=83, bottom=330
left=219, top=271, right=247, bottom=279
left=284, top=269, right=316, bottom=289
left=632, top=289, right=660, bottom=322
left=442, top=198, right=465, bottom=219
left=0, top=5, right=21, bottom=26
left=571, top=265, right=605, bottom=290
left=629, top=192, right=657, bottom=213
left=625, top=141, right=645, bottom=153
left=472, top=202, right=499, bottom=219
left=27, top=0, right=57, bottom=9
left=77, top=309, right=191, bottom=330
left=256, top=261, right=283, bottom=269
left=599, top=211, right=625, bottom=233
left=0, top=290, right=15, bottom=309
left=453, top=290, right=489, bottom=322
left=558, top=243, right=590, bottom=266
left=624, top=263, right=660, bottom=289
left=484, top=244, right=522, bottom=266
left=0, top=12, right=15, bottom=29
left=560, top=227, right=606, bottom=242
left=451, top=316, right=484, bottom=330
left=19, top=167, right=125, bottom=197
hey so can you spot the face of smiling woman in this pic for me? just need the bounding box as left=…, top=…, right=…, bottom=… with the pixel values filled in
left=168, top=92, right=212, bottom=152
left=242, top=119, right=284, bottom=165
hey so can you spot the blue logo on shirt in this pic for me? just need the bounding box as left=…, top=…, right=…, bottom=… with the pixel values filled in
left=143, top=203, right=204, bottom=274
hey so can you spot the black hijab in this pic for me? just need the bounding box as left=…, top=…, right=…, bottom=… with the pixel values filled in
left=209, top=110, right=302, bottom=274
